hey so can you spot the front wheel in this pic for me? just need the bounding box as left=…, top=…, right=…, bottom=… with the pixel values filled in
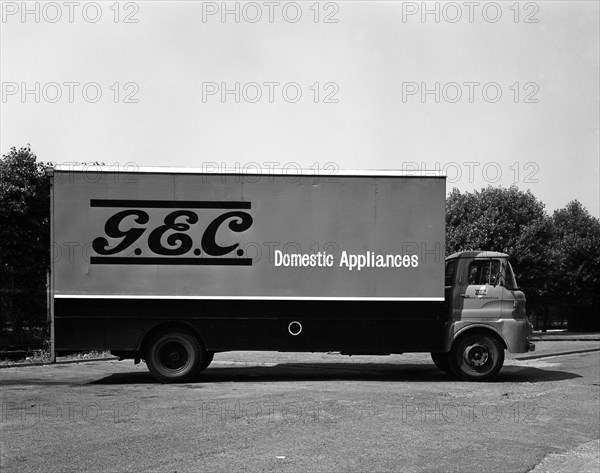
left=146, top=331, right=203, bottom=383
left=449, top=333, right=505, bottom=382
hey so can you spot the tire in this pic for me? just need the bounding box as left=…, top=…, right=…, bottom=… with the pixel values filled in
left=431, top=352, right=453, bottom=375
left=449, top=332, right=505, bottom=382
left=199, top=351, right=214, bottom=372
left=146, top=331, right=203, bottom=383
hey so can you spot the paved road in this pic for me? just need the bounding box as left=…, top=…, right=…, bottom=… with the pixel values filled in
left=1, top=342, right=599, bottom=473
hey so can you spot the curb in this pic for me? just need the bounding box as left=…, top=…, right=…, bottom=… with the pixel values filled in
left=533, top=336, right=600, bottom=341
left=514, top=348, right=600, bottom=361
left=533, top=332, right=600, bottom=342
left=533, top=339, right=600, bottom=342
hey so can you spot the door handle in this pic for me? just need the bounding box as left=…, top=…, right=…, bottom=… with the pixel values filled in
left=460, top=294, right=469, bottom=298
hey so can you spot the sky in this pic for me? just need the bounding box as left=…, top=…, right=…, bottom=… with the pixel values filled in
left=1, top=0, right=599, bottom=217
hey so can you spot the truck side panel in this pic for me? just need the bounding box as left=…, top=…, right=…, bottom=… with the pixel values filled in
left=51, top=171, right=447, bottom=354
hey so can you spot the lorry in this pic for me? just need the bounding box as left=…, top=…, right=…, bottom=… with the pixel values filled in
left=47, top=166, right=535, bottom=383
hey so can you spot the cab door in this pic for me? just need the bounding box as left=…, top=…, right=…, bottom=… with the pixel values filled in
left=458, top=258, right=505, bottom=320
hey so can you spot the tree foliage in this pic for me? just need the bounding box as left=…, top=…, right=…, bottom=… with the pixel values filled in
left=0, top=146, right=50, bottom=344
left=446, top=186, right=547, bottom=255
left=550, top=201, right=600, bottom=307
left=511, top=214, right=556, bottom=311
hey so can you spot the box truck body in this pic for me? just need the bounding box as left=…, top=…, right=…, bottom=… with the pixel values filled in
left=48, top=167, right=534, bottom=382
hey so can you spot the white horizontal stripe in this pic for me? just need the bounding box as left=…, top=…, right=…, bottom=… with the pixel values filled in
left=54, top=294, right=443, bottom=301
left=49, top=165, right=446, bottom=178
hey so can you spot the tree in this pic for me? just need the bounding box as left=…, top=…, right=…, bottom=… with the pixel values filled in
left=0, top=146, right=50, bottom=346
left=550, top=201, right=600, bottom=308
left=512, top=215, right=558, bottom=329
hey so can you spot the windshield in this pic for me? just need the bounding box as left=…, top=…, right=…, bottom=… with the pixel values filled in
left=467, top=260, right=500, bottom=285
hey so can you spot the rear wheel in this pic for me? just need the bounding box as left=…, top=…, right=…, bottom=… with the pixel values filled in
left=431, top=352, right=453, bottom=375
left=449, top=332, right=505, bottom=382
left=146, top=331, right=203, bottom=383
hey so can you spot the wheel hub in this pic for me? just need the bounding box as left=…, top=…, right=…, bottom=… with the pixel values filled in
left=464, top=343, right=489, bottom=367
left=159, top=341, right=189, bottom=370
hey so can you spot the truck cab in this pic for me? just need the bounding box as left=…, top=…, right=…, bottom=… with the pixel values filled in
left=433, top=251, right=535, bottom=380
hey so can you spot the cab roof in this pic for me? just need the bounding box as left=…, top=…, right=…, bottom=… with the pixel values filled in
left=446, top=251, right=509, bottom=260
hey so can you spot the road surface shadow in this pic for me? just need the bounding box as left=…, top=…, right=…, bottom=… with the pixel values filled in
left=90, top=362, right=581, bottom=385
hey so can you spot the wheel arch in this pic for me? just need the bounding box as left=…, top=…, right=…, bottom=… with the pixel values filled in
left=452, top=325, right=508, bottom=350
left=139, top=321, right=205, bottom=358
